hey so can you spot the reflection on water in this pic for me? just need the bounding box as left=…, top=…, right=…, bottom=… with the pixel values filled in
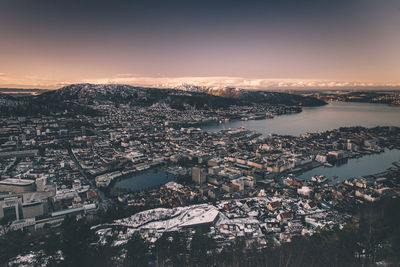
left=202, top=102, right=400, bottom=182
left=113, top=171, right=175, bottom=191
left=297, top=149, right=400, bottom=183
left=202, top=102, right=400, bottom=136
left=115, top=102, right=400, bottom=189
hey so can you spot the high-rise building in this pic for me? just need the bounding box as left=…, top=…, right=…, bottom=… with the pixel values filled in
left=192, top=167, right=206, bottom=185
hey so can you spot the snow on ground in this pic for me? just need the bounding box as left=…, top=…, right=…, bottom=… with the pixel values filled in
left=164, top=181, right=184, bottom=191
left=96, top=203, right=221, bottom=245
left=95, top=196, right=348, bottom=245
left=115, top=204, right=219, bottom=231
left=8, top=250, right=63, bottom=267
left=8, top=252, right=36, bottom=267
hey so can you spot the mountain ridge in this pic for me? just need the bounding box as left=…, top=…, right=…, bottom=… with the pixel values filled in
left=0, top=83, right=326, bottom=116
left=173, top=83, right=327, bottom=106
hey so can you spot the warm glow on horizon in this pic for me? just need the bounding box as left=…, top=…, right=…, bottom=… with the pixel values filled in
left=1, top=74, right=400, bottom=90
left=0, top=0, right=399, bottom=90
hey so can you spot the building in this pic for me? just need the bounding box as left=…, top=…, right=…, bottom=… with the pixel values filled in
left=0, top=196, right=22, bottom=221
left=95, top=171, right=122, bottom=187
left=35, top=176, right=47, bottom=192
left=231, top=176, right=255, bottom=192
left=267, top=201, right=281, bottom=211
left=0, top=149, right=39, bottom=159
left=327, top=151, right=345, bottom=163
left=315, top=154, right=327, bottom=163
left=277, top=212, right=294, bottom=221
left=192, top=167, right=206, bottom=185
left=10, top=218, right=36, bottom=231
left=22, top=202, right=45, bottom=219
left=297, top=186, right=313, bottom=197
left=0, top=179, right=36, bottom=194
left=231, top=179, right=244, bottom=192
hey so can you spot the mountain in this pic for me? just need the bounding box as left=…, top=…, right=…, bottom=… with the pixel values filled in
left=0, top=84, right=243, bottom=116
left=0, top=83, right=326, bottom=116
left=174, top=84, right=327, bottom=106
left=0, top=91, right=98, bottom=117
left=37, top=83, right=242, bottom=109
left=0, top=94, right=30, bottom=116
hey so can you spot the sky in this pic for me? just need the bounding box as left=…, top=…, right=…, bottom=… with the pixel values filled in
left=0, top=0, right=399, bottom=89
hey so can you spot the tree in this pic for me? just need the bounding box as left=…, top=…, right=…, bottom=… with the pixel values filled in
left=190, top=228, right=216, bottom=265
left=60, top=217, right=95, bottom=267
left=154, top=232, right=188, bottom=266
left=124, top=232, right=148, bottom=267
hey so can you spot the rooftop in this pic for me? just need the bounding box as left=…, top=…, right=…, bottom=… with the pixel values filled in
left=0, top=178, right=35, bottom=186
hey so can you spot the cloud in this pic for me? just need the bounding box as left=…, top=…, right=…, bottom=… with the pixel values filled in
left=82, top=76, right=400, bottom=90
left=1, top=74, right=400, bottom=90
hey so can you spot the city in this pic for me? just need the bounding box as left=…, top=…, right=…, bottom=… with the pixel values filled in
left=1, top=0, right=400, bottom=266
left=0, top=84, right=399, bottom=266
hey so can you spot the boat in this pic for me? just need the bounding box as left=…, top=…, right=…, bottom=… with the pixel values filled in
left=311, top=175, right=327, bottom=183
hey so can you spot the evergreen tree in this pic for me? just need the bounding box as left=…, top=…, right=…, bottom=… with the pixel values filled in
left=124, top=232, right=148, bottom=267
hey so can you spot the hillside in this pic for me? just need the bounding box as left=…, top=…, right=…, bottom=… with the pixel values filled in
left=37, top=83, right=242, bottom=109
left=175, top=84, right=327, bottom=106
left=0, top=83, right=326, bottom=116
left=314, top=91, right=400, bottom=106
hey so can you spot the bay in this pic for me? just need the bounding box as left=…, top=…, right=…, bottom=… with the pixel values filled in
left=297, top=149, right=400, bottom=183
left=202, top=102, right=400, bottom=136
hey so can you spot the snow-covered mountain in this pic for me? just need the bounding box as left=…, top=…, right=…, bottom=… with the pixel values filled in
left=41, top=83, right=241, bottom=107
left=0, top=84, right=243, bottom=116
left=174, top=83, right=326, bottom=106
left=0, top=83, right=326, bottom=116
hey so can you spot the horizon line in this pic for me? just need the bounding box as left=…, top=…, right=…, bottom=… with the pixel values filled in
left=1, top=76, right=400, bottom=91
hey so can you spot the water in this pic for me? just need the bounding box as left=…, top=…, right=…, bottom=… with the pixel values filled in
left=202, top=102, right=400, bottom=136
left=297, top=149, right=400, bottom=183
left=202, top=101, right=400, bottom=182
left=114, top=102, right=400, bottom=189
left=113, top=171, right=175, bottom=191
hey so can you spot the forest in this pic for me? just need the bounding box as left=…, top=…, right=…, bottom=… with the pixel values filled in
left=1, top=197, right=399, bottom=266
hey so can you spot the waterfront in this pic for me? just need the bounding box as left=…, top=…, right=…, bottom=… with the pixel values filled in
left=297, top=149, right=400, bottom=183
left=113, top=170, right=176, bottom=191
left=202, top=102, right=400, bottom=136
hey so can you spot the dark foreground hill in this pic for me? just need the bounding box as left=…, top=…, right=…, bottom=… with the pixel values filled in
left=1, top=195, right=399, bottom=266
